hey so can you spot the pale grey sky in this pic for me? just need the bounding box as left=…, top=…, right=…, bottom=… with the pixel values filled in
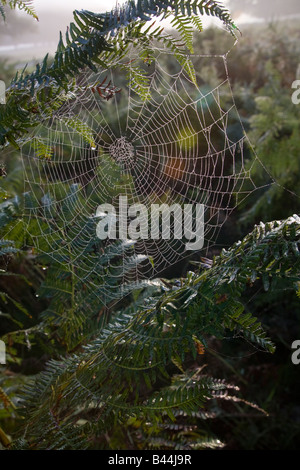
left=3, top=1, right=236, bottom=61
left=34, top=1, right=123, bottom=13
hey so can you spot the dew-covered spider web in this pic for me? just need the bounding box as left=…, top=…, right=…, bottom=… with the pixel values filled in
left=20, top=44, right=274, bottom=306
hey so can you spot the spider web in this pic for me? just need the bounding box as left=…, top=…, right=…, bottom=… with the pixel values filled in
left=20, top=44, right=273, bottom=305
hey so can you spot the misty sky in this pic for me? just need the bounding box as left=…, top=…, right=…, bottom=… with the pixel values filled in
left=2, top=0, right=292, bottom=62
left=2, top=0, right=219, bottom=61
left=34, top=0, right=115, bottom=14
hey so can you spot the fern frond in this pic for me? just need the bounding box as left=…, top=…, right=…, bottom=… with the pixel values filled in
left=171, top=15, right=195, bottom=53
left=1, top=0, right=237, bottom=148
left=0, top=4, right=5, bottom=20
left=64, top=117, right=96, bottom=149
left=0, top=0, right=38, bottom=20
left=11, top=215, right=300, bottom=449
left=0, top=186, right=155, bottom=351
left=32, top=138, right=54, bottom=160
left=224, top=306, right=275, bottom=353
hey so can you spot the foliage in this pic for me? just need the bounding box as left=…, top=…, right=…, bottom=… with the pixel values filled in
left=0, top=0, right=38, bottom=22
left=0, top=0, right=238, bottom=148
left=0, top=186, right=156, bottom=353
left=240, top=76, right=300, bottom=226
left=2, top=215, right=298, bottom=449
left=227, top=0, right=299, bottom=20
left=219, top=21, right=300, bottom=232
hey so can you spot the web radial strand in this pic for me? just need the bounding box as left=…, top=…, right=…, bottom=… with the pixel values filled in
left=20, top=47, right=272, bottom=301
